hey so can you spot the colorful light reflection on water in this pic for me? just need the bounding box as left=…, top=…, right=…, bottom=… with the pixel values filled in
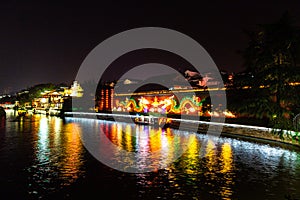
left=0, top=113, right=300, bottom=199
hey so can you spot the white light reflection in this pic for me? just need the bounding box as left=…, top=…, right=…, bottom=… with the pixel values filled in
left=53, top=116, right=62, bottom=146
left=37, top=116, right=50, bottom=164
left=218, top=136, right=300, bottom=173
left=65, top=112, right=299, bottom=137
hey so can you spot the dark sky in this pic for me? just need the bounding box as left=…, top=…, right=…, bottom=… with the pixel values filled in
left=1, top=1, right=300, bottom=93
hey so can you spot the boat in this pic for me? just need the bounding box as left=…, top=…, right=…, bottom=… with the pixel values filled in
left=17, top=108, right=27, bottom=116
left=133, top=115, right=171, bottom=128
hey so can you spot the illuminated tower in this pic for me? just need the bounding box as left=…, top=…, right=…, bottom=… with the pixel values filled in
left=97, top=83, right=114, bottom=112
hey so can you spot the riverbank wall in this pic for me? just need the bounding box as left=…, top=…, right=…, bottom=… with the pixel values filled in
left=169, top=120, right=300, bottom=149
left=64, top=112, right=300, bottom=149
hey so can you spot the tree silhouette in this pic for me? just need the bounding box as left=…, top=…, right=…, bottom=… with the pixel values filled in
left=232, top=12, right=300, bottom=132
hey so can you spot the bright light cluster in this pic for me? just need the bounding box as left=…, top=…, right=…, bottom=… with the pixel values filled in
left=113, top=94, right=236, bottom=118
left=114, top=95, right=203, bottom=115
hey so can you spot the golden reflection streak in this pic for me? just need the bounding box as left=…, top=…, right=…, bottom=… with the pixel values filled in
left=117, top=123, right=123, bottom=147
left=124, top=125, right=133, bottom=152
left=164, top=128, right=181, bottom=164
left=164, top=132, right=201, bottom=193
left=61, top=123, right=83, bottom=184
left=151, top=127, right=182, bottom=166
left=221, top=143, right=233, bottom=173
left=149, top=128, right=162, bottom=152
left=103, top=122, right=122, bottom=147
left=219, top=143, right=234, bottom=200
left=109, top=123, right=117, bottom=145
left=184, top=134, right=199, bottom=175
left=205, top=139, right=217, bottom=173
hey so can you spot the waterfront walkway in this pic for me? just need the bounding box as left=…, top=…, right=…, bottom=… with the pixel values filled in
left=64, top=112, right=300, bottom=149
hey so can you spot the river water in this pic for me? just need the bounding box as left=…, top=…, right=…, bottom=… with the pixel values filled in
left=0, top=110, right=300, bottom=199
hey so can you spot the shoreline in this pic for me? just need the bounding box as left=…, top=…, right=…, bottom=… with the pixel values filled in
left=169, top=120, right=300, bottom=150
left=63, top=111, right=300, bottom=150
left=171, top=122, right=300, bottom=150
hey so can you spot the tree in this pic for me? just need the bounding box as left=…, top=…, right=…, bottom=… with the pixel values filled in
left=16, top=83, right=60, bottom=105
left=232, top=12, right=300, bottom=132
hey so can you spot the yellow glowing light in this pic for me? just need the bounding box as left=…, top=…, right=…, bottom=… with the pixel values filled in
left=220, top=143, right=234, bottom=200
left=189, top=107, right=195, bottom=112
left=139, top=97, right=150, bottom=105
left=149, top=129, right=162, bottom=152
left=220, top=143, right=233, bottom=173
left=40, top=98, right=47, bottom=103
left=63, top=123, right=83, bottom=184
left=223, top=111, right=236, bottom=118
left=184, top=134, right=199, bottom=175
left=151, top=96, right=160, bottom=107
left=124, top=125, right=133, bottom=151
left=205, top=139, right=216, bottom=172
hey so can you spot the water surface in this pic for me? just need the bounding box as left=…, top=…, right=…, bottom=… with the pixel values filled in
left=0, top=111, right=299, bottom=199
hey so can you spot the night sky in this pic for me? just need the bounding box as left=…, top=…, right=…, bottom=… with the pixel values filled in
left=1, top=1, right=300, bottom=93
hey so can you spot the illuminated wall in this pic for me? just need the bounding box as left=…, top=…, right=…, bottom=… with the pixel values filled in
left=113, top=94, right=204, bottom=115
left=97, top=87, right=236, bottom=117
